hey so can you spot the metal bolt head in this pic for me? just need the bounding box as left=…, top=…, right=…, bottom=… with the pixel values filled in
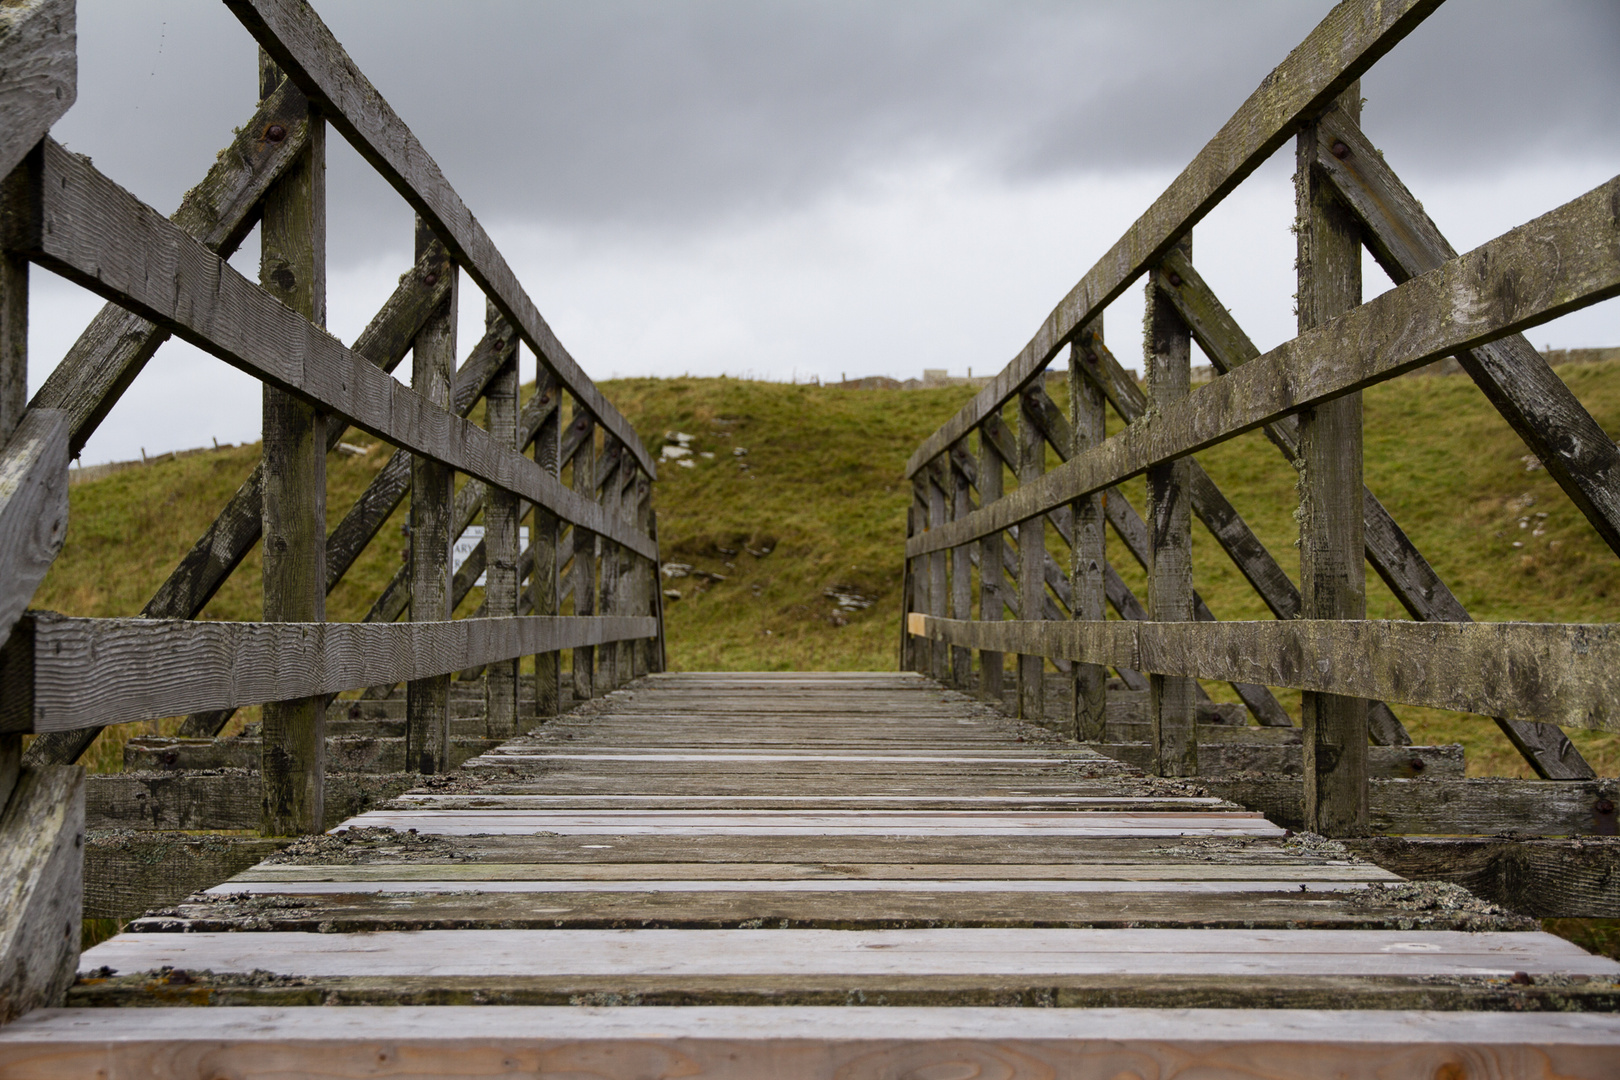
left=265, top=123, right=287, bottom=143
left=424, top=272, right=439, bottom=286
left=1330, top=140, right=1350, bottom=160
left=1597, top=798, right=1616, bottom=815
left=1167, top=271, right=1183, bottom=288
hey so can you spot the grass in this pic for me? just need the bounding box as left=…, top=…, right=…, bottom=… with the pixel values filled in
left=33, top=364, right=1620, bottom=778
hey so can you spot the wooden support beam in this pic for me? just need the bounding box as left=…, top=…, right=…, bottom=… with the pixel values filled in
left=976, top=424, right=1005, bottom=699
left=1016, top=402, right=1044, bottom=719
left=257, top=58, right=326, bottom=836
left=2, top=613, right=657, bottom=733
left=907, top=173, right=1620, bottom=557
left=226, top=0, right=652, bottom=477
left=1145, top=240, right=1196, bottom=777
left=949, top=441, right=973, bottom=688
left=0, top=764, right=81, bottom=1023
left=571, top=402, right=596, bottom=701
left=1296, top=89, right=1368, bottom=837
left=905, top=614, right=1620, bottom=735
left=4, top=139, right=655, bottom=558
left=1069, top=337, right=1107, bottom=742
left=406, top=217, right=455, bottom=776
left=482, top=299, right=520, bottom=738
left=0, top=292, right=67, bottom=650
left=0, top=0, right=75, bottom=183
left=531, top=372, right=562, bottom=717
left=904, top=0, right=1442, bottom=477
left=927, top=461, right=949, bottom=681
left=1347, top=837, right=1620, bottom=918
left=596, top=438, right=624, bottom=692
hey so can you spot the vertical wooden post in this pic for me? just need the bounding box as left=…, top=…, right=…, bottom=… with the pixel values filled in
left=1146, top=236, right=1196, bottom=777
left=0, top=155, right=29, bottom=801
left=597, top=437, right=623, bottom=691
left=258, top=55, right=328, bottom=832
left=927, top=462, right=948, bottom=680
left=571, top=400, right=596, bottom=701
left=949, top=441, right=972, bottom=688
left=632, top=477, right=652, bottom=679
left=1070, top=328, right=1108, bottom=742
left=1298, top=85, right=1369, bottom=837
left=531, top=371, right=562, bottom=719
left=1016, top=394, right=1046, bottom=722
left=405, top=214, right=456, bottom=774
left=977, top=425, right=1004, bottom=701
left=483, top=299, right=519, bottom=738
left=649, top=509, right=668, bottom=673
left=909, top=481, right=931, bottom=674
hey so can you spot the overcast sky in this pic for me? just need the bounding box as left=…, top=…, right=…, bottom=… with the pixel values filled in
left=33, top=0, right=1620, bottom=464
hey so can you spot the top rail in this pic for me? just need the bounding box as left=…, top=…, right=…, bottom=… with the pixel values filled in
left=226, top=0, right=654, bottom=479
left=903, top=0, right=1440, bottom=477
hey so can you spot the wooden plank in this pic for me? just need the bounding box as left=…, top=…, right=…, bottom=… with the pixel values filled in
left=6, top=140, right=656, bottom=559
left=0, top=612, right=658, bottom=733
left=84, top=833, right=290, bottom=921
left=9, top=1005, right=1620, bottom=1079
left=530, top=373, right=562, bottom=716
left=1145, top=239, right=1196, bottom=777
left=1204, top=777, right=1620, bottom=838
left=225, top=0, right=652, bottom=477
left=1094, top=742, right=1463, bottom=781
left=1348, top=837, right=1620, bottom=918
left=975, top=424, right=1005, bottom=698
left=571, top=401, right=596, bottom=700
left=1068, top=339, right=1107, bottom=741
left=927, top=461, right=949, bottom=681
left=1015, top=405, right=1043, bottom=718
left=596, top=439, right=624, bottom=691
left=27, top=77, right=314, bottom=457
left=0, top=400, right=67, bottom=649
left=907, top=173, right=1620, bottom=556
left=904, top=0, right=1442, bottom=476
left=906, top=614, right=1620, bottom=734
left=0, top=765, right=80, bottom=1024
left=85, top=771, right=415, bottom=832
left=948, top=442, right=972, bottom=687
left=483, top=299, right=520, bottom=737
left=1295, top=89, right=1368, bottom=837
left=0, top=0, right=74, bottom=183
left=1318, top=108, right=1620, bottom=559
left=257, top=62, right=327, bottom=836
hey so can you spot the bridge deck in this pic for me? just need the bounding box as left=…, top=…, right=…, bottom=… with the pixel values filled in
left=6, top=672, right=1620, bottom=1076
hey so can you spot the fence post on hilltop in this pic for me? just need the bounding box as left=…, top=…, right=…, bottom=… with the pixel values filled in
left=405, top=213, right=457, bottom=774
left=257, top=53, right=328, bottom=832
left=976, top=423, right=1005, bottom=703
left=531, top=372, right=562, bottom=718
left=483, top=298, right=520, bottom=739
left=949, top=439, right=973, bottom=688
left=571, top=400, right=597, bottom=701
left=1297, top=84, right=1370, bottom=836
left=1016, top=394, right=1046, bottom=722
left=1146, top=236, right=1197, bottom=777
left=1070, top=326, right=1108, bottom=742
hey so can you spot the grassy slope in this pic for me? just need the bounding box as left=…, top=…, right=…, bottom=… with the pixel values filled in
left=35, top=365, right=1620, bottom=777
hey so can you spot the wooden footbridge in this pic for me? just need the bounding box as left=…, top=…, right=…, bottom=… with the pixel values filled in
left=1, top=0, right=1619, bottom=1075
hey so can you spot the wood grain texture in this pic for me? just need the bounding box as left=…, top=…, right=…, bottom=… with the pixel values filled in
left=948, top=443, right=973, bottom=687
left=530, top=373, right=563, bottom=716
left=908, top=172, right=1620, bottom=557
left=84, top=833, right=289, bottom=921
left=1348, top=837, right=1620, bottom=918
left=1068, top=340, right=1107, bottom=741
left=0, top=408, right=67, bottom=647
left=907, top=614, right=1620, bottom=734
left=0, top=0, right=74, bottom=184
left=482, top=300, right=520, bottom=737
left=904, top=0, right=1443, bottom=476
left=1015, top=407, right=1043, bottom=718
left=225, top=0, right=652, bottom=478
left=571, top=403, right=597, bottom=700
left=10, top=140, right=656, bottom=558
left=0, top=764, right=81, bottom=1024
left=975, top=425, right=1005, bottom=699
left=1, top=613, right=656, bottom=733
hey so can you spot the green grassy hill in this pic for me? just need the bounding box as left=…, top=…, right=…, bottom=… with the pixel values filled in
left=34, top=364, right=1620, bottom=777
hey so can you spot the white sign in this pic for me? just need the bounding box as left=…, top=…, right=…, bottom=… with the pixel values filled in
left=452, top=525, right=529, bottom=588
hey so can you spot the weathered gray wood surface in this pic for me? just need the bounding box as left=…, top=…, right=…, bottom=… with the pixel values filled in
left=9, top=140, right=656, bottom=558
left=85, top=770, right=415, bottom=832
left=905, top=0, right=1442, bottom=476
left=1348, top=837, right=1620, bottom=918
left=84, top=833, right=290, bottom=921
left=0, top=0, right=74, bottom=183
left=908, top=613, right=1620, bottom=734
left=1, top=613, right=657, bottom=733
left=0, top=765, right=81, bottom=1024
left=0, top=408, right=67, bottom=644
left=225, top=0, right=652, bottom=476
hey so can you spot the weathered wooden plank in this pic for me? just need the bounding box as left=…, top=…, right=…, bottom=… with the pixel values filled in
left=84, top=833, right=290, bottom=921
left=530, top=372, right=562, bottom=716
left=226, top=0, right=652, bottom=477
left=904, top=0, right=1442, bottom=476
left=7, top=140, right=656, bottom=558
left=258, top=62, right=327, bottom=836
left=1154, top=254, right=1595, bottom=772
left=570, top=402, right=596, bottom=699
left=27, top=77, right=314, bottom=457
left=0, top=408, right=66, bottom=648
left=909, top=174, right=1620, bottom=556
left=1015, top=405, right=1043, bottom=718
left=907, top=614, right=1620, bottom=734
left=927, top=460, right=949, bottom=681
left=1068, top=339, right=1107, bottom=741
left=1348, top=837, right=1620, bottom=918
left=975, top=424, right=1005, bottom=698
left=948, top=442, right=973, bottom=687
left=1295, top=89, right=1367, bottom=837
left=0, top=0, right=74, bottom=183
left=0, top=613, right=657, bottom=733
left=85, top=770, right=416, bottom=832
left=1204, top=777, right=1620, bottom=838
left=0, top=765, right=80, bottom=1024
left=1094, top=743, right=1462, bottom=781
left=483, top=299, right=520, bottom=737
left=1319, top=109, right=1620, bottom=560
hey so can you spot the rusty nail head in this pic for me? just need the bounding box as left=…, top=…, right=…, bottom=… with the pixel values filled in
left=1084, top=351, right=1098, bottom=365
left=1167, top=271, right=1183, bottom=288
left=1597, top=798, right=1616, bottom=815
left=1410, top=758, right=1426, bottom=773
left=265, top=123, right=287, bottom=143
left=1510, top=971, right=1535, bottom=985
left=1330, top=140, right=1350, bottom=160
left=424, top=272, right=439, bottom=286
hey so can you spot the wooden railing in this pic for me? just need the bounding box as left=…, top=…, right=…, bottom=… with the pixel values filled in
left=901, top=0, right=1619, bottom=838
left=0, top=0, right=663, bottom=1015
